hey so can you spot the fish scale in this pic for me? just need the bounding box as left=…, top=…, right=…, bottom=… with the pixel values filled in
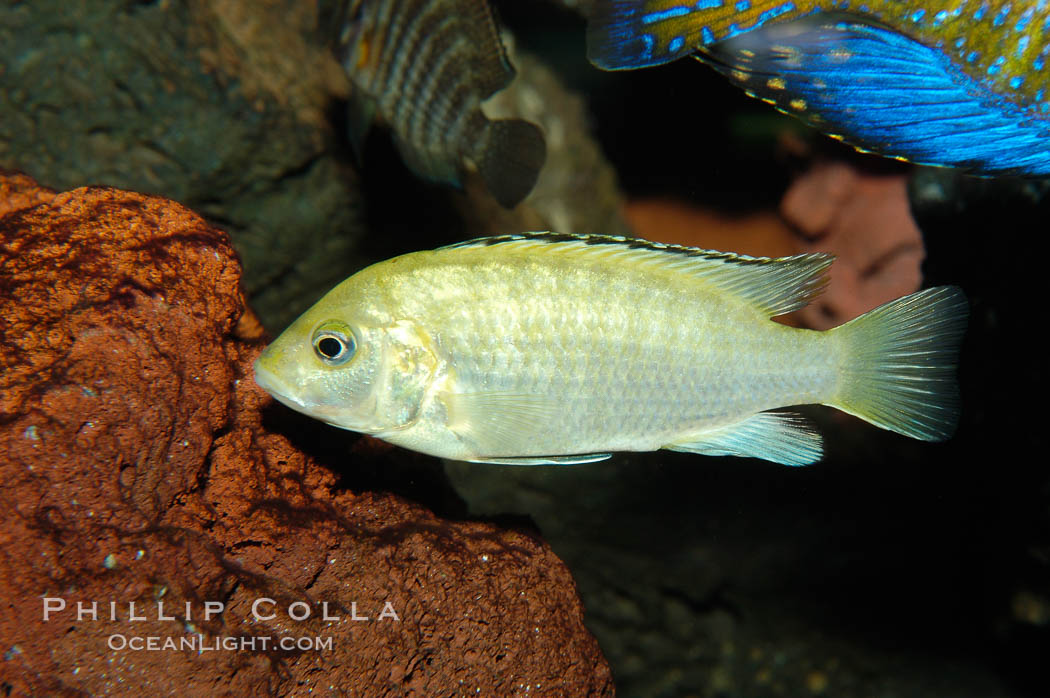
left=254, top=234, right=967, bottom=466
left=401, top=244, right=827, bottom=447
left=431, top=277, right=826, bottom=454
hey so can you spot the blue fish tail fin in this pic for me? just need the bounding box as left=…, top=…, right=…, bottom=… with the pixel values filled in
left=473, top=118, right=546, bottom=208
left=829, top=286, right=968, bottom=441
left=587, top=0, right=708, bottom=69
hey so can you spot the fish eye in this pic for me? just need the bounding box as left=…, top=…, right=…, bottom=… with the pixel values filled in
left=311, top=323, right=356, bottom=366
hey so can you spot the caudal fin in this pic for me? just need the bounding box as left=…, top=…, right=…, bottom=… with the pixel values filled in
left=475, top=118, right=546, bottom=209
left=829, top=286, right=968, bottom=441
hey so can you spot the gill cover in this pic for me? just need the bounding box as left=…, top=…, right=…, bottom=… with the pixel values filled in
left=368, top=320, right=439, bottom=433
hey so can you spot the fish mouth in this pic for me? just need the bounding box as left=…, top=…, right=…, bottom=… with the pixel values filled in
left=252, top=354, right=386, bottom=434
left=253, top=357, right=364, bottom=430
left=253, top=358, right=308, bottom=412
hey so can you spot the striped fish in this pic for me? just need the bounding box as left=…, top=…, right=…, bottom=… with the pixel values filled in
left=334, top=0, right=546, bottom=208
left=586, top=0, right=1050, bottom=176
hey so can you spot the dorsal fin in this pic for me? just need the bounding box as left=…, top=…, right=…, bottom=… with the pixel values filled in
left=442, top=233, right=834, bottom=317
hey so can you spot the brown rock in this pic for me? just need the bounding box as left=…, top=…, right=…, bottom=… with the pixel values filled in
left=0, top=174, right=613, bottom=696
left=0, top=170, right=56, bottom=218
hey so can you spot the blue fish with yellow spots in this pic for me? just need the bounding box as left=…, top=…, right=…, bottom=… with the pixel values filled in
left=587, top=0, right=1050, bottom=175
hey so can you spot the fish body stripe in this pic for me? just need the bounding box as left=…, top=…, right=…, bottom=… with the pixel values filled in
left=338, top=0, right=545, bottom=206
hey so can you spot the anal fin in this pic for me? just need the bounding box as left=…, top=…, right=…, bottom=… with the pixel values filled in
left=666, top=411, right=822, bottom=466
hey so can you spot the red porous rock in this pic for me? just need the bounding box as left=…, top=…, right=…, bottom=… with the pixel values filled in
left=0, top=172, right=613, bottom=696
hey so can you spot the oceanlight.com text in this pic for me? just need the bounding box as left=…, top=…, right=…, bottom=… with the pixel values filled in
left=107, top=634, right=333, bottom=652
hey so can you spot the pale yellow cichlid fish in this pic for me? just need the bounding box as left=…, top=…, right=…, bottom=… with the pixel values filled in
left=253, top=233, right=968, bottom=466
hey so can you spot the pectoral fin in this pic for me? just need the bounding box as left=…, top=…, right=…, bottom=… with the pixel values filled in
left=444, top=390, right=562, bottom=458
left=666, top=411, right=822, bottom=466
